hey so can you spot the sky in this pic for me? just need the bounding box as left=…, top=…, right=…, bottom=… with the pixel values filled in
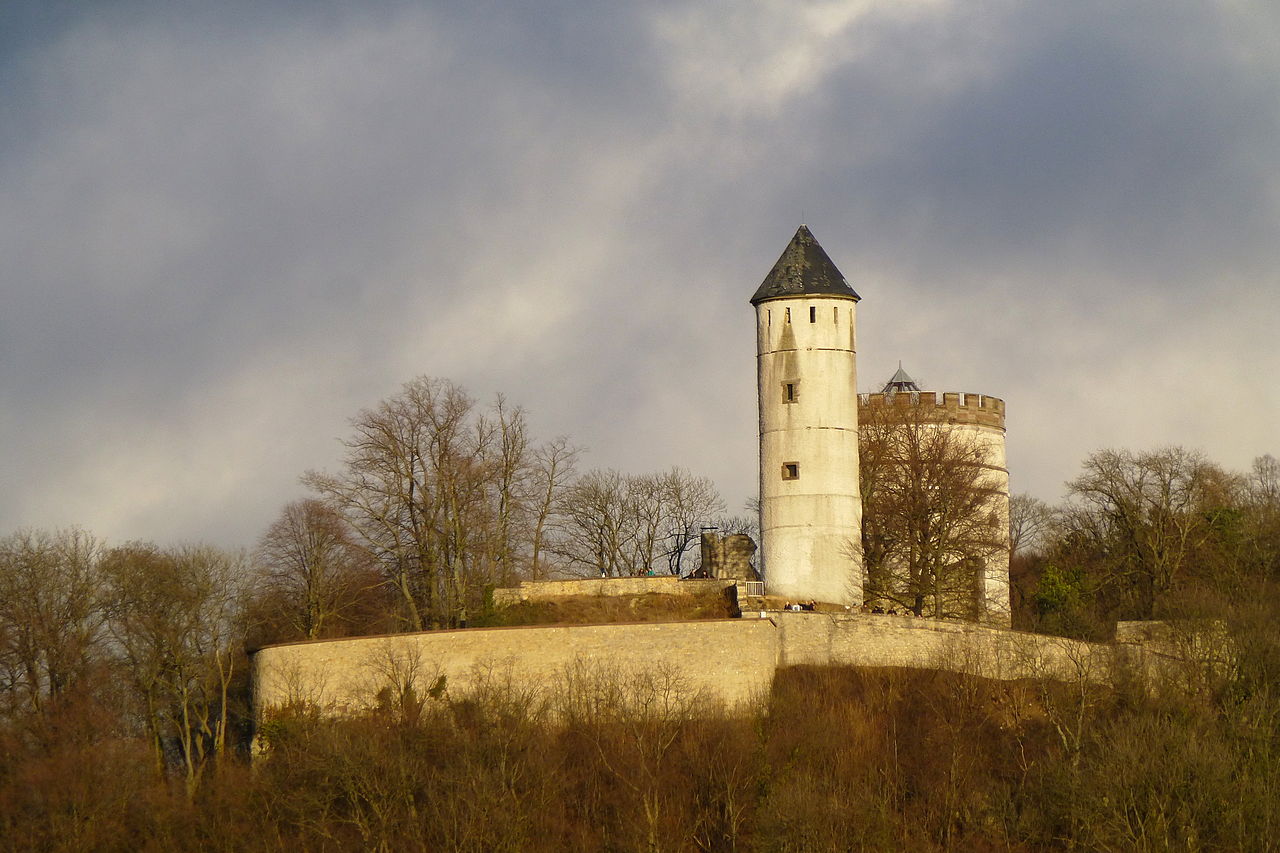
left=2, top=0, right=1278, bottom=550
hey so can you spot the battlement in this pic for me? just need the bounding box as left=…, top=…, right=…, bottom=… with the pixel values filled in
left=858, top=390, right=1006, bottom=431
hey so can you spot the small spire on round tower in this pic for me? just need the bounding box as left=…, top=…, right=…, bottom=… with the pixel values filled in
left=882, top=362, right=922, bottom=394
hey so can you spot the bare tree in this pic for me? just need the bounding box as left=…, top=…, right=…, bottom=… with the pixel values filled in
left=859, top=400, right=1006, bottom=618
left=553, top=468, right=725, bottom=578
left=1250, top=454, right=1280, bottom=505
left=100, top=543, right=246, bottom=797
left=255, top=499, right=369, bottom=640
left=305, top=377, right=561, bottom=629
left=305, top=378, right=476, bottom=629
left=528, top=436, right=579, bottom=580
left=658, top=469, right=725, bottom=576
left=554, top=469, right=636, bottom=577
left=625, top=472, right=669, bottom=578
left=714, top=499, right=762, bottom=545
left=1245, top=454, right=1280, bottom=579
left=489, top=395, right=531, bottom=589
left=1009, top=493, right=1056, bottom=559
left=0, top=528, right=104, bottom=720
left=1063, top=447, right=1216, bottom=619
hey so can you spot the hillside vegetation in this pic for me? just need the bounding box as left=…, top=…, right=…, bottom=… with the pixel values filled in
left=5, top=640, right=1279, bottom=851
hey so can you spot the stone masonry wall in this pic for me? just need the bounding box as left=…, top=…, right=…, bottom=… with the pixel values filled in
left=699, top=533, right=759, bottom=581
left=253, top=613, right=1140, bottom=728
left=253, top=619, right=778, bottom=720
left=770, top=611, right=1117, bottom=682
left=491, top=576, right=735, bottom=606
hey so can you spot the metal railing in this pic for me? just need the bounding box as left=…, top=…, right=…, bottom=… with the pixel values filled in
left=745, top=581, right=764, bottom=597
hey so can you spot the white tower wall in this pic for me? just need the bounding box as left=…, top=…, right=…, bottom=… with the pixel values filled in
left=756, top=296, right=863, bottom=606
left=858, top=390, right=1011, bottom=625
left=949, top=420, right=1012, bottom=626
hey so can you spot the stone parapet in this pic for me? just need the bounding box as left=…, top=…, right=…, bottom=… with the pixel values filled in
left=858, top=391, right=1006, bottom=431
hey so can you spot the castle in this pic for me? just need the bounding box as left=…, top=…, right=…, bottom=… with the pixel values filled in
left=252, top=228, right=1125, bottom=725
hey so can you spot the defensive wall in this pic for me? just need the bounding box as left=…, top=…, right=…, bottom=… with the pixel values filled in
left=770, top=611, right=1107, bottom=682
left=253, top=619, right=778, bottom=719
left=253, top=611, right=1153, bottom=725
left=491, top=575, right=734, bottom=606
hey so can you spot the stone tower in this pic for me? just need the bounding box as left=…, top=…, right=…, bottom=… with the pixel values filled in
left=750, top=226, right=863, bottom=606
left=859, top=367, right=1012, bottom=625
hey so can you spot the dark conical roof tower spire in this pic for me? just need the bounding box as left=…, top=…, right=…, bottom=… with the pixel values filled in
left=882, top=362, right=922, bottom=393
left=749, top=225, right=860, bottom=305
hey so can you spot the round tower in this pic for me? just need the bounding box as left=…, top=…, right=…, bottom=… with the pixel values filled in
left=751, top=226, right=863, bottom=607
left=858, top=368, right=1011, bottom=626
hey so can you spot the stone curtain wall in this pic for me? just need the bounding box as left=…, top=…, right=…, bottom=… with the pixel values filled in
left=253, top=613, right=1143, bottom=726
left=491, top=576, right=735, bottom=606
left=253, top=618, right=778, bottom=719
left=770, top=611, right=1114, bottom=682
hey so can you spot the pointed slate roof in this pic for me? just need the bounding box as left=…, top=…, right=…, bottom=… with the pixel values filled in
left=750, top=225, right=860, bottom=305
left=882, top=363, right=922, bottom=393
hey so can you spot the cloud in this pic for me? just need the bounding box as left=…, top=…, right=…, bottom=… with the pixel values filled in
left=1, top=0, right=1277, bottom=547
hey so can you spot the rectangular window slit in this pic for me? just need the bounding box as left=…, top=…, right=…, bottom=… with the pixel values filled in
left=782, top=462, right=800, bottom=480
left=809, top=306, right=816, bottom=323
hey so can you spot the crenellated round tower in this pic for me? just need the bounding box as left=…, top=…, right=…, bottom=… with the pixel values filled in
left=858, top=369, right=1011, bottom=625
left=750, top=226, right=863, bottom=607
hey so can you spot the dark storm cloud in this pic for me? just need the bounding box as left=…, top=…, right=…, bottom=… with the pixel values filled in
left=855, top=1, right=1278, bottom=287
left=1, top=0, right=1276, bottom=546
left=678, top=0, right=1280, bottom=293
